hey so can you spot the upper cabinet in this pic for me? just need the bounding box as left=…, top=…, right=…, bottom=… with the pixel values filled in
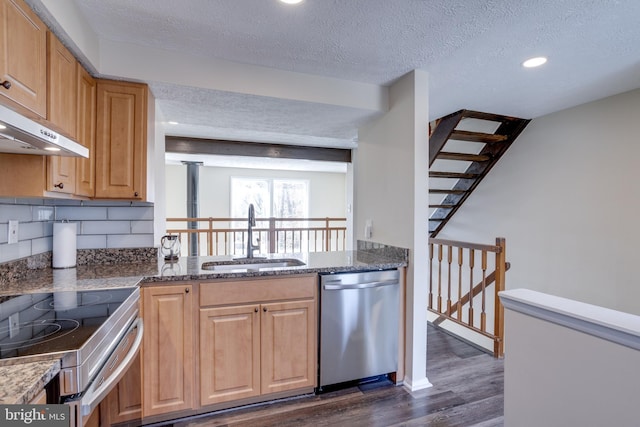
left=46, top=32, right=77, bottom=138
left=75, top=65, right=97, bottom=197
left=0, top=1, right=154, bottom=201
left=46, top=32, right=78, bottom=195
left=0, top=0, right=47, bottom=117
left=96, top=80, right=150, bottom=200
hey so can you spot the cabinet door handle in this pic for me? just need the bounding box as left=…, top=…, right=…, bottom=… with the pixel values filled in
left=254, top=307, right=259, bottom=313
left=134, top=191, right=139, bottom=197
left=0, top=80, right=10, bottom=90
left=263, top=307, right=267, bottom=312
left=54, top=182, right=64, bottom=189
left=185, top=288, right=190, bottom=293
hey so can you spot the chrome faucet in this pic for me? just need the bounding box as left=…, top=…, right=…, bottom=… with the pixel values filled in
left=246, top=203, right=260, bottom=259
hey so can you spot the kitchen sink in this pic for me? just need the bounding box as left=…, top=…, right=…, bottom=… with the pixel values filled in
left=201, top=258, right=306, bottom=271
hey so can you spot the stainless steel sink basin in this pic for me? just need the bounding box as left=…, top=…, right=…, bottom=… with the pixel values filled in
left=201, top=258, right=306, bottom=271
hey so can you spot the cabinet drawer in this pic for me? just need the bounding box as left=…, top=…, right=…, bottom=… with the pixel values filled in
left=200, top=275, right=317, bottom=307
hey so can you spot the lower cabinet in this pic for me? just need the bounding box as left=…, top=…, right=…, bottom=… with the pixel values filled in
left=199, top=304, right=261, bottom=405
left=260, top=299, right=316, bottom=395
left=199, top=275, right=317, bottom=407
left=139, top=275, right=317, bottom=422
left=142, top=284, right=195, bottom=418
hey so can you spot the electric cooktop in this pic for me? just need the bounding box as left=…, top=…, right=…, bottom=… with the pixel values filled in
left=0, top=288, right=136, bottom=360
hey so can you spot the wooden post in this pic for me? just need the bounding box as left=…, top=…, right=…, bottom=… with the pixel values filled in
left=207, top=217, right=213, bottom=256
left=325, top=218, right=330, bottom=252
left=447, top=245, right=453, bottom=314
left=428, top=243, right=434, bottom=310
left=468, top=248, right=474, bottom=327
left=494, top=237, right=506, bottom=358
left=269, top=217, right=276, bottom=253
left=437, top=244, right=443, bottom=312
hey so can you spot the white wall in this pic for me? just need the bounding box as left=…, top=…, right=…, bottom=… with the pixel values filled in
left=439, top=88, right=640, bottom=315
left=165, top=164, right=347, bottom=219
left=501, top=289, right=640, bottom=426
left=355, top=70, right=430, bottom=391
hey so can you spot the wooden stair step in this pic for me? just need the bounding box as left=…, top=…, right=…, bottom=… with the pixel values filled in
left=437, top=152, right=491, bottom=162
left=460, top=110, right=523, bottom=123
left=450, top=130, right=508, bottom=143
left=429, top=171, right=480, bottom=179
left=429, top=189, right=468, bottom=195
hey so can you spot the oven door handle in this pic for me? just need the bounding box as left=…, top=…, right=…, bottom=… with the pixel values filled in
left=80, top=318, right=143, bottom=417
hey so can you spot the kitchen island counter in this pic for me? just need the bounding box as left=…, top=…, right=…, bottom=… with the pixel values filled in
left=0, top=250, right=407, bottom=295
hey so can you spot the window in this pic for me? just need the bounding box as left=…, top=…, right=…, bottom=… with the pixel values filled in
left=231, top=177, right=309, bottom=219
left=230, top=177, right=310, bottom=253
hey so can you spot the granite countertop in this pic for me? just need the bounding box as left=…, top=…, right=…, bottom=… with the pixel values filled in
left=0, top=358, right=60, bottom=404
left=146, top=250, right=407, bottom=283
left=0, top=250, right=407, bottom=295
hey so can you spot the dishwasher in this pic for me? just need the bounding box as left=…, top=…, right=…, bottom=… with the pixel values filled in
left=318, top=269, right=400, bottom=388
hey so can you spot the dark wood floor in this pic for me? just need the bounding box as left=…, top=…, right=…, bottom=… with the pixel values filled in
left=170, top=325, right=504, bottom=427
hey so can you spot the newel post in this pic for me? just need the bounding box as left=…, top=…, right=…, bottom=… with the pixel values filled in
left=494, top=237, right=506, bottom=357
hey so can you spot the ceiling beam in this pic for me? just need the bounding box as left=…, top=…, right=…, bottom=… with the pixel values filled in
left=165, top=136, right=352, bottom=163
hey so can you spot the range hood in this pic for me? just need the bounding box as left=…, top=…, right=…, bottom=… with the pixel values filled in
left=0, top=104, right=88, bottom=157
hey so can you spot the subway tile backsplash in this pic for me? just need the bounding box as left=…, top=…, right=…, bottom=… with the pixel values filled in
left=0, top=199, right=155, bottom=263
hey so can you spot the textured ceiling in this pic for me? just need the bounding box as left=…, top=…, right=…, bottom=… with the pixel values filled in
left=27, top=0, right=640, bottom=150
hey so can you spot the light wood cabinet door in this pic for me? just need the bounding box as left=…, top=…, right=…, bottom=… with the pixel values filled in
left=46, top=31, right=77, bottom=138
left=103, top=353, right=141, bottom=425
left=142, top=285, right=194, bottom=417
left=46, top=32, right=77, bottom=195
left=261, top=299, right=316, bottom=395
left=75, top=64, right=96, bottom=197
left=0, top=0, right=47, bottom=117
left=95, top=80, right=147, bottom=200
left=47, top=154, right=76, bottom=194
left=200, top=304, right=261, bottom=406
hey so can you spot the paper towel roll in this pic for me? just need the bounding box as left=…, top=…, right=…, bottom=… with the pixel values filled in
left=53, top=222, right=77, bottom=269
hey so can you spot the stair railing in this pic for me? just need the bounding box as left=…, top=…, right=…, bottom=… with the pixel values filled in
left=428, top=237, right=508, bottom=357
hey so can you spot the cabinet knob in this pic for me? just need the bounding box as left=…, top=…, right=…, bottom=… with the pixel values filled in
left=0, top=80, right=10, bottom=90
left=263, top=307, right=267, bottom=312
left=134, top=191, right=139, bottom=197
left=254, top=307, right=259, bottom=313
left=185, top=288, right=190, bottom=294
left=54, top=182, right=64, bottom=189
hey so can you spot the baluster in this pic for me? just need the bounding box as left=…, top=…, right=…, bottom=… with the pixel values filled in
left=428, top=243, right=434, bottom=309
left=468, top=248, right=475, bottom=327
left=284, top=231, right=288, bottom=253
left=457, top=247, right=463, bottom=321
left=480, top=250, right=488, bottom=332
left=437, top=244, right=443, bottom=312
left=447, top=245, right=453, bottom=314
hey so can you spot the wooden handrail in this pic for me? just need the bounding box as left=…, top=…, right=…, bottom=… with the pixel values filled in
left=429, top=237, right=503, bottom=253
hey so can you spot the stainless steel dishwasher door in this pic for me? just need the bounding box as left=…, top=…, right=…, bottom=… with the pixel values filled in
left=319, top=269, right=400, bottom=388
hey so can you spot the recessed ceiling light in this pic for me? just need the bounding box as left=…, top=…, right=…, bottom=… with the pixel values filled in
left=280, top=0, right=303, bottom=4
left=522, top=56, right=547, bottom=68
left=168, top=121, right=179, bottom=125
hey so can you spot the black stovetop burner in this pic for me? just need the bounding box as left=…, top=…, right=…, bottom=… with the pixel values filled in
left=0, top=288, right=135, bottom=360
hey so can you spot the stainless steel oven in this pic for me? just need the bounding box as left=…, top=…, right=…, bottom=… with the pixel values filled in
left=0, top=287, right=142, bottom=427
